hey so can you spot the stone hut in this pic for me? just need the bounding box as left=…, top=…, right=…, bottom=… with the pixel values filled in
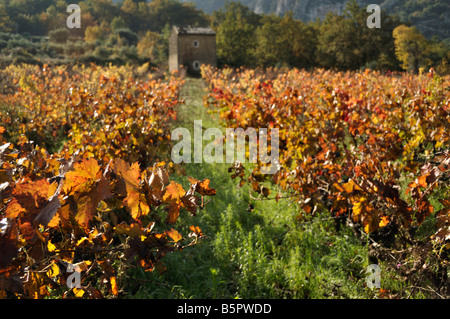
left=169, top=26, right=217, bottom=74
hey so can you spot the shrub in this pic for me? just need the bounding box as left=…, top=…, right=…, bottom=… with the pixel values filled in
left=115, top=28, right=138, bottom=46
left=49, top=28, right=70, bottom=44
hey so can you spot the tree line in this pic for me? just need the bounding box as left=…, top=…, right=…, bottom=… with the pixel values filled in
left=213, top=0, right=449, bottom=74
left=0, top=0, right=209, bottom=66
left=0, top=0, right=448, bottom=74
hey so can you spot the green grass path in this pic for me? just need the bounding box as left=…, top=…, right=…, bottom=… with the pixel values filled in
left=125, top=77, right=407, bottom=299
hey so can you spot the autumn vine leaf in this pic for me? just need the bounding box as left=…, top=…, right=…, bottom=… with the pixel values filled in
left=111, top=158, right=149, bottom=220
left=166, top=228, right=182, bottom=243
left=0, top=64, right=217, bottom=299
left=0, top=218, right=19, bottom=269
left=188, top=177, right=217, bottom=196
left=63, top=158, right=102, bottom=197
left=162, top=181, right=186, bottom=224
left=202, top=64, right=449, bottom=243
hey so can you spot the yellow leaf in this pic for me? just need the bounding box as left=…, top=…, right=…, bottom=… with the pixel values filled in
left=46, top=262, right=60, bottom=278
left=351, top=196, right=366, bottom=220
left=372, top=115, right=379, bottom=124
left=73, top=288, right=85, bottom=298
left=110, top=276, right=118, bottom=296
left=76, top=237, right=91, bottom=246
left=47, top=240, right=58, bottom=252
left=379, top=216, right=389, bottom=228
left=47, top=213, right=60, bottom=228
left=114, top=222, right=144, bottom=237
left=343, top=179, right=362, bottom=193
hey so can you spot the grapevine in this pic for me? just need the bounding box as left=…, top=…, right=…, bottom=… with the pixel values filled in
left=0, top=64, right=215, bottom=299
left=202, top=65, right=449, bottom=281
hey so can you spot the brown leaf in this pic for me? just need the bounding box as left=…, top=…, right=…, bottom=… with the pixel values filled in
left=114, top=222, right=144, bottom=237
left=188, top=177, right=216, bottom=196
left=33, top=182, right=62, bottom=228
left=75, top=176, right=112, bottom=230
left=181, top=184, right=200, bottom=215
left=87, top=287, right=104, bottom=299
left=149, top=166, right=169, bottom=190
left=0, top=218, right=19, bottom=269
left=165, top=202, right=182, bottom=225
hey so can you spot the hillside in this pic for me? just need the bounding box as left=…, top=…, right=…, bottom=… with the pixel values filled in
left=180, top=0, right=450, bottom=42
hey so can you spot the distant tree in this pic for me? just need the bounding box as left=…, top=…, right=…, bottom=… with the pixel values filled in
left=426, top=37, right=450, bottom=75
left=148, top=0, right=209, bottom=33
left=317, top=0, right=400, bottom=71
left=254, top=13, right=317, bottom=68
left=44, top=4, right=67, bottom=32
left=278, top=13, right=317, bottom=68
left=111, top=16, right=128, bottom=32
left=0, top=4, right=16, bottom=33
left=120, top=0, right=142, bottom=32
left=84, top=21, right=111, bottom=44
left=82, top=0, right=117, bottom=24
left=137, top=30, right=157, bottom=58
left=393, top=25, right=429, bottom=73
left=254, top=15, right=283, bottom=67
left=213, top=1, right=260, bottom=67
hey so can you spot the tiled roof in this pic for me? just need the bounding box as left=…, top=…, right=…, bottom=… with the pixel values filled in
left=174, top=26, right=216, bottom=35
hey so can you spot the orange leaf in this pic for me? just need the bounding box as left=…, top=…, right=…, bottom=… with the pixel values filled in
left=124, top=190, right=150, bottom=220
left=189, top=225, right=203, bottom=237
left=111, top=159, right=149, bottom=219
left=332, top=183, right=344, bottom=193
left=75, top=195, right=97, bottom=230
left=379, top=216, right=389, bottom=228
left=418, top=174, right=428, bottom=188
left=342, top=179, right=362, bottom=193
left=63, top=158, right=102, bottom=196
left=166, top=228, right=182, bottom=242
left=5, top=198, right=26, bottom=218
left=163, top=181, right=185, bottom=202
left=163, top=182, right=185, bottom=224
